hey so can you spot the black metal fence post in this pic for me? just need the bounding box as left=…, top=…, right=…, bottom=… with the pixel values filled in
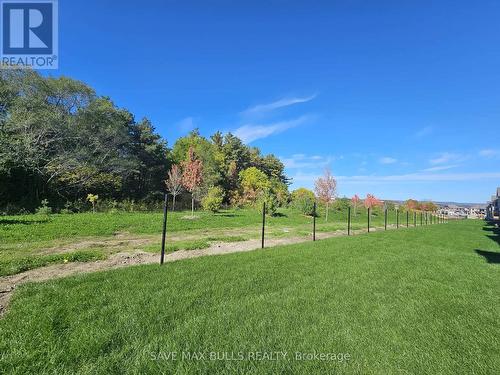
left=396, top=209, right=399, bottom=229
left=160, top=193, right=168, bottom=265
left=348, top=207, right=351, bottom=236
left=414, top=212, right=416, bottom=227
left=313, top=202, right=316, bottom=241
left=420, top=212, right=423, bottom=226
left=406, top=211, right=409, bottom=227
left=384, top=208, right=387, bottom=230
left=367, top=207, right=370, bottom=233
left=261, top=202, right=266, bottom=249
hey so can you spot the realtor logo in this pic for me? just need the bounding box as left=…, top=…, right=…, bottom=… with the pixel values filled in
left=1, top=0, right=58, bottom=69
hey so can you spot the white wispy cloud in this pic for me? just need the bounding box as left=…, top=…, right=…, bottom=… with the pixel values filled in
left=176, top=117, right=196, bottom=132
left=429, top=152, right=467, bottom=165
left=421, top=165, right=459, bottom=172
left=289, top=171, right=500, bottom=188
left=337, top=172, right=500, bottom=183
left=241, top=94, right=316, bottom=117
left=379, top=157, right=397, bottom=164
left=415, top=126, right=433, bottom=138
left=233, top=116, right=310, bottom=143
left=479, top=149, right=500, bottom=158
left=280, top=153, right=339, bottom=169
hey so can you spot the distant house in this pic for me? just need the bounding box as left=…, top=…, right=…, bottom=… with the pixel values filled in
left=486, top=187, right=500, bottom=219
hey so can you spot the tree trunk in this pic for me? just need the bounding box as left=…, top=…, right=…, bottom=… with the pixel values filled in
left=172, top=194, right=176, bottom=211
left=191, top=196, right=194, bottom=217
left=325, top=202, right=329, bottom=221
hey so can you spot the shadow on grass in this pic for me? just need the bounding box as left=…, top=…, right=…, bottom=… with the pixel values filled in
left=214, top=213, right=239, bottom=218
left=482, top=221, right=500, bottom=246
left=0, top=219, right=49, bottom=225
left=272, top=212, right=288, bottom=218
left=475, top=249, right=500, bottom=264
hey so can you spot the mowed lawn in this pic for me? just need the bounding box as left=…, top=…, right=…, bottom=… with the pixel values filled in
left=1, top=220, right=499, bottom=374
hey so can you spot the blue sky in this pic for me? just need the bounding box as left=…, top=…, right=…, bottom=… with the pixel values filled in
left=49, top=0, right=500, bottom=203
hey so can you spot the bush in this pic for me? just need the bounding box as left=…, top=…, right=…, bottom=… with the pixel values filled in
left=202, top=186, right=224, bottom=213
left=332, top=197, right=350, bottom=211
left=257, top=189, right=279, bottom=216
left=291, top=188, right=316, bottom=216
left=270, top=179, right=290, bottom=207
left=35, top=199, right=52, bottom=216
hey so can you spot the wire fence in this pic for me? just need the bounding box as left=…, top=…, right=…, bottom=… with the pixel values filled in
left=159, top=195, right=453, bottom=265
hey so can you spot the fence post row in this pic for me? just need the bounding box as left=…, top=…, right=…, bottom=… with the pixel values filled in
left=367, top=207, right=370, bottom=233
left=261, top=202, right=266, bottom=249
left=348, top=207, right=351, bottom=236
left=384, top=208, right=387, bottom=230
left=160, top=193, right=168, bottom=265
left=160, top=197, right=447, bottom=266
left=313, top=202, right=316, bottom=241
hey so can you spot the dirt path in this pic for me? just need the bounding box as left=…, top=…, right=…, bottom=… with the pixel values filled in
left=0, top=224, right=398, bottom=317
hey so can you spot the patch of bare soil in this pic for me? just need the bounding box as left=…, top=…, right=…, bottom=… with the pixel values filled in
left=0, top=224, right=398, bottom=317
left=37, top=236, right=158, bottom=255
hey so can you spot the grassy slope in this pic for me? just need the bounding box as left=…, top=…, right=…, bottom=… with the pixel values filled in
left=0, top=207, right=405, bottom=276
left=1, top=220, right=498, bottom=374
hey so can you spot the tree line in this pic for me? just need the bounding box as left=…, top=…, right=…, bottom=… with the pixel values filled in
left=0, top=70, right=287, bottom=214
left=0, top=70, right=440, bottom=216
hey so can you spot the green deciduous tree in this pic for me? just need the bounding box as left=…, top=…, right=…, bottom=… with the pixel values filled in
left=239, top=167, right=270, bottom=205
left=291, top=188, right=316, bottom=216
left=202, top=186, right=225, bottom=213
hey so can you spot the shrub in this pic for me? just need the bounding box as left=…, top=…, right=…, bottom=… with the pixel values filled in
left=258, top=189, right=279, bottom=216
left=35, top=199, right=52, bottom=216
left=202, top=186, right=225, bottom=213
left=86, top=194, right=99, bottom=213
left=270, top=179, right=290, bottom=207
left=291, top=188, right=316, bottom=216
left=333, top=197, right=351, bottom=211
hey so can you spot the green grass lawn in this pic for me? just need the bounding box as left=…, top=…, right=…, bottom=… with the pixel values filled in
left=1, top=220, right=498, bottom=374
left=0, top=207, right=412, bottom=276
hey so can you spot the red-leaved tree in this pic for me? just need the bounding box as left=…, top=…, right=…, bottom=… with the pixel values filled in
left=351, top=194, right=361, bottom=216
left=405, top=199, right=419, bottom=212
left=182, top=147, right=203, bottom=217
left=364, top=194, right=383, bottom=210
left=314, top=168, right=337, bottom=221
left=165, top=164, right=183, bottom=211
